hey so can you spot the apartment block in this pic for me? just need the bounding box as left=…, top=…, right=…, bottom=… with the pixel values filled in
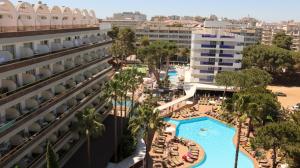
left=0, top=1, right=113, bottom=168
left=190, top=29, right=244, bottom=84
left=135, top=22, right=195, bottom=48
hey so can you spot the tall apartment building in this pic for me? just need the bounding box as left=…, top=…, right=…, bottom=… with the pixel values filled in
left=135, top=21, right=198, bottom=48
left=190, top=29, right=244, bottom=84
left=204, top=21, right=262, bottom=46
left=0, top=1, right=113, bottom=168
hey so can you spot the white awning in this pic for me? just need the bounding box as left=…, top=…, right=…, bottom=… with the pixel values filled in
left=39, top=68, right=52, bottom=78
left=22, top=73, right=36, bottom=85
left=2, top=79, right=17, bottom=92
left=5, top=108, right=20, bottom=120
left=41, top=90, right=54, bottom=100
left=54, top=85, right=66, bottom=94
left=66, top=79, right=76, bottom=88
left=10, top=134, right=24, bottom=146
left=44, top=113, right=55, bottom=122
left=53, top=64, right=64, bottom=74
left=67, top=98, right=77, bottom=107
left=25, top=98, right=39, bottom=110
left=32, top=146, right=44, bottom=154
left=28, top=123, right=41, bottom=132
left=49, top=134, right=58, bottom=143
left=76, top=92, right=85, bottom=100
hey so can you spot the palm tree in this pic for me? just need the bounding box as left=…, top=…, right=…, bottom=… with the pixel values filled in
left=233, top=95, right=250, bottom=168
left=46, top=142, right=59, bottom=168
left=105, top=77, right=122, bottom=161
left=128, top=103, right=165, bottom=168
left=127, top=68, right=143, bottom=115
left=76, top=108, right=105, bottom=168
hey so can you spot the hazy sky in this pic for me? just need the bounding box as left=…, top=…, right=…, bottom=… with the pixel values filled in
left=11, top=0, right=300, bottom=22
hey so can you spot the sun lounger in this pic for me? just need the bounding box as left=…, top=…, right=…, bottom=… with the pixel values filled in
left=170, top=151, right=179, bottom=156
left=174, top=156, right=184, bottom=165
left=167, top=158, right=176, bottom=167
left=154, top=148, right=164, bottom=154
left=153, top=162, right=163, bottom=168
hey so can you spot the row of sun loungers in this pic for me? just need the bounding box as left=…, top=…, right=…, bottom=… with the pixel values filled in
left=171, top=107, right=200, bottom=119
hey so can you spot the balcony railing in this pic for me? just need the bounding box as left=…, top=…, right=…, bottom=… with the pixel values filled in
left=219, top=53, right=234, bottom=58
left=200, top=70, right=214, bottom=74
left=202, top=34, right=217, bottom=38
left=201, top=53, right=216, bottom=57
left=219, top=45, right=235, bottom=49
left=218, top=62, right=233, bottom=66
left=220, top=35, right=235, bottom=38
left=0, top=40, right=112, bottom=71
left=200, top=62, right=215, bottom=65
left=0, top=67, right=113, bottom=141
left=0, top=75, right=112, bottom=168
left=0, top=56, right=112, bottom=105
left=199, top=78, right=214, bottom=82
left=201, top=44, right=217, bottom=48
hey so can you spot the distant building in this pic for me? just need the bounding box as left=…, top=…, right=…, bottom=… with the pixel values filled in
left=135, top=21, right=200, bottom=48
left=168, top=15, right=181, bottom=20
left=104, top=11, right=146, bottom=29
left=190, top=29, right=244, bottom=84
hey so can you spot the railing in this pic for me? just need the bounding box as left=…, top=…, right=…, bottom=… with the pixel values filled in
left=201, top=53, right=216, bottom=57
left=218, top=62, right=233, bottom=66
left=0, top=68, right=112, bottom=141
left=202, top=34, right=217, bottom=38
left=0, top=75, right=112, bottom=167
left=219, top=45, right=235, bottom=49
left=220, top=35, right=235, bottom=38
left=200, top=62, right=215, bottom=65
left=201, top=44, right=217, bottom=48
left=0, top=120, right=15, bottom=133
left=199, top=78, right=214, bottom=82
left=0, top=40, right=112, bottom=71
left=219, top=53, right=234, bottom=58
left=0, top=56, right=112, bottom=104
left=200, top=70, right=214, bottom=74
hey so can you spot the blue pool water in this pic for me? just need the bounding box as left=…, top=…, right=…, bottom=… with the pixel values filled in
left=112, top=100, right=133, bottom=107
left=168, top=71, right=177, bottom=83
left=165, top=117, right=254, bottom=168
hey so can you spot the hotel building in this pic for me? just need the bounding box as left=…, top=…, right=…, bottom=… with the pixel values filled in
left=0, top=0, right=113, bottom=168
left=190, top=29, right=244, bottom=84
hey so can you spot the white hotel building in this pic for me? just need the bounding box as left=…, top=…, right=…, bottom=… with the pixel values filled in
left=0, top=0, right=113, bottom=168
left=190, top=29, right=244, bottom=84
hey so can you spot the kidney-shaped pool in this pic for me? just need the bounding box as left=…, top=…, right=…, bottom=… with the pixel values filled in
left=165, top=117, right=254, bottom=168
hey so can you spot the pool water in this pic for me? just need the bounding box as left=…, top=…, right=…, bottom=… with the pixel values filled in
left=168, top=71, right=177, bottom=84
left=112, top=100, right=133, bottom=107
left=165, top=117, right=254, bottom=168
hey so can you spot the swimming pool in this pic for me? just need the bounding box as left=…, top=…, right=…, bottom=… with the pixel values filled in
left=165, top=117, right=254, bottom=168
left=168, top=71, right=177, bottom=84
left=112, top=100, right=133, bottom=107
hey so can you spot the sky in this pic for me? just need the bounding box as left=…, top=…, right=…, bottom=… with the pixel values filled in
left=11, top=0, right=300, bottom=22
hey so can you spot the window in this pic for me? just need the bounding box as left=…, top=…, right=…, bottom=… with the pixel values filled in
left=54, top=39, right=61, bottom=43
left=40, top=40, right=48, bottom=45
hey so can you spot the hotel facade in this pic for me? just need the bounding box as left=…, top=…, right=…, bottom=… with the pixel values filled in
left=0, top=0, right=113, bottom=168
left=190, top=29, right=244, bottom=84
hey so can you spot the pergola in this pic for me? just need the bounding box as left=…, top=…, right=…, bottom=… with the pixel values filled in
left=16, top=1, right=35, bottom=31
left=0, top=0, right=17, bottom=32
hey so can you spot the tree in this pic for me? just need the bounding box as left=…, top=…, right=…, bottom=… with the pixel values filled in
left=117, top=28, right=136, bottom=61
left=105, top=76, right=122, bottom=162
left=46, top=142, right=59, bottom=168
left=128, top=103, right=164, bottom=168
left=272, top=31, right=293, bottom=50
left=127, top=68, right=144, bottom=115
left=178, top=48, right=190, bottom=63
left=107, top=26, right=119, bottom=40
left=137, top=41, right=178, bottom=81
left=215, top=71, right=237, bottom=97
left=251, top=122, right=300, bottom=168
left=139, top=36, right=150, bottom=47
left=243, top=45, right=295, bottom=75
left=76, top=108, right=105, bottom=168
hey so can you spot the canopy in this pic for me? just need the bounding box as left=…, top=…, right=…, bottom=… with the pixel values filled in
left=76, top=92, right=85, bottom=100
left=54, top=85, right=66, bottom=94
left=10, top=134, right=23, bottom=146
left=53, top=64, right=64, bottom=74
left=28, top=122, right=41, bottom=132
left=39, top=68, right=52, bottom=78
left=1, top=79, right=17, bottom=91
left=22, top=73, right=36, bottom=85
left=44, top=113, right=55, bottom=122
left=67, top=98, right=77, bottom=107
left=41, top=90, right=54, bottom=100
left=25, top=99, right=39, bottom=110
left=49, top=134, right=58, bottom=143
left=6, top=108, right=20, bottom=120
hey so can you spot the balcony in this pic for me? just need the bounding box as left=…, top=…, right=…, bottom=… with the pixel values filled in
left=219, top=45, right=235, bottom=49
left=0, top=40, right=112, bottom=71
left=220, top=35, right=235, bottom=38
left=200, top=70, right=214, bottom=74
left=218, top=62, right=233, bottom=66
left=201, top=53, right=216, bottom=57
left=0, top=56, right=112, bottom=104
left=219, top=53, right=234, bottom=58
left=0, top=76, right=111, bottom=168
left=0, top=67, right=113, bottom=142
left=201, top=44, right=217, bottom=48
left=200, top=62, right=215, bottom=65
left=202, top=34, right=217, bottom=38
